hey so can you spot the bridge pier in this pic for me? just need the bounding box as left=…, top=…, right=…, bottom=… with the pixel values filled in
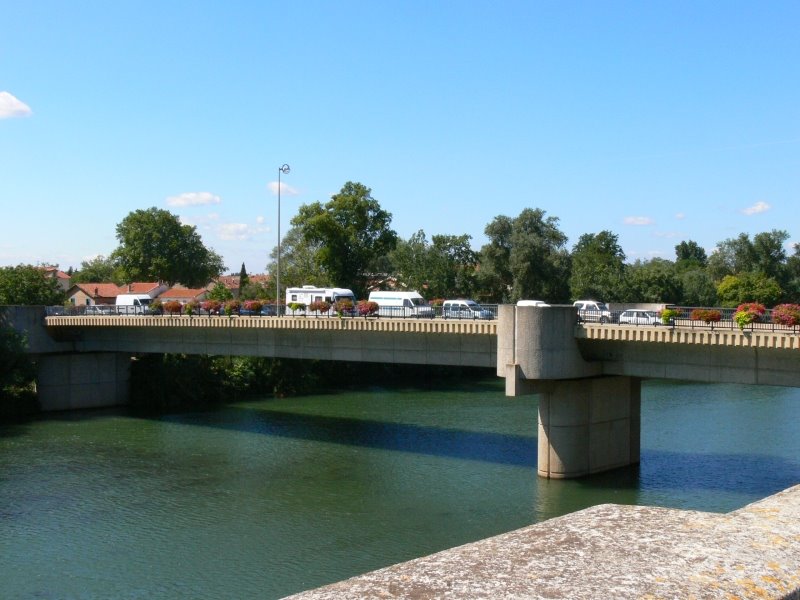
left=499, top=305, right=641, bottom=478
left=536, top=375, right=640, bottom=478
left=36, top=352, right=130, bottom=411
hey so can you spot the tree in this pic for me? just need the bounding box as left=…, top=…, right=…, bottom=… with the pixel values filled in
left=679, top=269, right=717, bottom=306
left=706, top=233, right=757, bottom=281
left=111, top=207, right=225, bottom=287
left=569, top=231, right=626, bottom=301
left=238, top=263, right=250, bottom=289
left=752, top=230, right=789, bottom=282
left=623, top=258, right=682, bottom=303
left=71, top=255, right=123, bottom=284
left=478, top=209, right=570, bottom=303
left=716, top=273, right=783, bottom=307
left=391, top=231, right=478, bottom=299
left=0, top=265, right=65, bottom=305
left=477, top=216, right=514, bottom=302
left=0, top=324, right=34, bottom=401
left=266, top=226, right=330, bottom=294
left=291, top=182, right=397, bottom=297
left=675, top=240, right=707, bottom=271
left=206, top=282, right=234, bottom=302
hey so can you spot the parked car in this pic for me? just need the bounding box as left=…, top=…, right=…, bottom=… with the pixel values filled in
left=85, top=304, right=115, bottom=315
left=517, top=300, right=551, bottom=307
left=240, top=304, right=278, bottom=316
left=441, top=299, right=494, bottom=320
left=573, top=300, right=612, bottom=323
left=618, top=309, right=660, bottom=326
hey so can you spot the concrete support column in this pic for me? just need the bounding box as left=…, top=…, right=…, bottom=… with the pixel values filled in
left=537, top=376, right=640, bottom=479
left=36, top=353, right=130, bottom=411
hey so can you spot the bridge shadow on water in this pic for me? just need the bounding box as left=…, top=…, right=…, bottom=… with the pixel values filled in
left=164, top=406, right=800, bottom=498
left=174, top=406, right=539, bottom=468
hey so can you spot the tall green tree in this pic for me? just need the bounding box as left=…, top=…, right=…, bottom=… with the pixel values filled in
left=675, top=240, right=707, bottom=271
left=291, top=182, right=397, bottom=297
left=477, top=216, right=514, bottom=302
left=716, top=272, right=782, bottom=307
left=706, top=233, right=757, bottom=281
left=390, top=231, right=478, bottom=299
left=266, top=226, right=330, bottom=295
left=111, top=207, right=225, bottom=287
left=0, top=265, right=65, bottom=305
left=752, top=230, right=789, bottom=282
left=679, top=269, right=718, bottom=306
left=623, top=258, right=682, bottom=303
left=71, top=255, right=123, bottom=284
left=569, top=231, right=626, bottom=301
left=478, top=209, right=569, bottom=303
left=238, top=262, right=250, bottom=289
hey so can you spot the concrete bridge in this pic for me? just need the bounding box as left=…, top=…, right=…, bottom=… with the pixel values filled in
left=5, top=304, right=800, bottom=479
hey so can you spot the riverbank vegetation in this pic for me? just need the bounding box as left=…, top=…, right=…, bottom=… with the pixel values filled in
left=129, top=354, right=493, bottom=413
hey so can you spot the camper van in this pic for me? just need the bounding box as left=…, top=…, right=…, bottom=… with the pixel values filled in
left=115, top=293, right=152, bottom=315
left=285, top=285, right=356, bottom=315
left=367, top=290, right=434, bottom=318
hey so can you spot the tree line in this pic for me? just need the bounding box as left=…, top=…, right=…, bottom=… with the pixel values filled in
left=2, top=181, right=800, bottom=309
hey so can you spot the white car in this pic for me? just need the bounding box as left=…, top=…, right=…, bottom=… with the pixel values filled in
left=618, top=309, right=660, bottom=326
left=517, top=300, right=551, bottom=307
left=573, top=300, right=612, bottom=323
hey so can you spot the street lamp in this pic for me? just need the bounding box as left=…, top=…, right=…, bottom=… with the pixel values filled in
left=276, top=163, right=290, bottom=315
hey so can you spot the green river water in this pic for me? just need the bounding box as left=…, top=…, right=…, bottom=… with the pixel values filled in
left=2, top=378, right=799, bottom=599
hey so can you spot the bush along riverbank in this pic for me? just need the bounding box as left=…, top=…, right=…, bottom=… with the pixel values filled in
left=129, top=354, right=495, bottom=412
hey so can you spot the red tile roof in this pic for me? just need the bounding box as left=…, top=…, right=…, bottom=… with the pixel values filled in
left=160, top=287, right=207, bottom=300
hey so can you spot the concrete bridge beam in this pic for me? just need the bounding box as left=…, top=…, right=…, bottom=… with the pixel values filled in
left=36, top=352, right=130, bottom=411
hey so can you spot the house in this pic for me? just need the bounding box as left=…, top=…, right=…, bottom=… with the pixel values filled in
left=210, top=274, right=271, bottom=298
left=66, top=282, right=167, bottom=306
left=158, top=287, right=208, bottom=304
left=42, top=266, right=71, bottom=292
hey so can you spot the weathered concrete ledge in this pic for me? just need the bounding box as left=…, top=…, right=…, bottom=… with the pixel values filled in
left=578, top=323, right=800, bottom=350
left=285, top=484, right=800, bottom=599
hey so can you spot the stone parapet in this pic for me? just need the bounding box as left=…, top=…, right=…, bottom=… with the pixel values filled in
left=285, top=484, right=800, bottom=599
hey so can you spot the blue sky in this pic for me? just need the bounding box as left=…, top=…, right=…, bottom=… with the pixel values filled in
left=2, top=1, right=798, bottom=275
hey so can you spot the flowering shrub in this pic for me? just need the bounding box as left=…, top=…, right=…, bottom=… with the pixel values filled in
left=772, top=304, right=800, bottom=328
left=149, top=299, right=163, bottom=315
left=733, top=302, right=766, bottom=330
left=224, top=300, right=241, bottom=316
left=659, top=308, right=679, bottom=325
left=201, top=300, right=221, bottom=315
left=288, top=302, right=306, bottom=314
left=309, top=300, right=331, bottom=314
left=163, top=300, right=183, bottom=316
left=243, top=300, right=263, bottom=314
left=184, top=300, right=199, bottom=316
left=690, top=308, right=722, bottom=324
left=357, top=300, right=379, bottom=317
left=334, top=299, right=354, bottom=316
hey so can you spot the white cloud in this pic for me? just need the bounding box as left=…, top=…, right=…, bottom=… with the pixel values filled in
left=623, top=216, right=655, bottom=226
left=217, top=221, right=270, bottom=241
left=267, top=181, right=299, bottom=196
left=166, top=192, right=222, bottom=207
left=675, top=212, right=685, bottom=220
left=653, top=230, right=681, bottom=239
left=741, top=201, right=770, bottom=215
left=256, top=216, right=265, bottom=224
left=0, top=92, right=32, bottom=119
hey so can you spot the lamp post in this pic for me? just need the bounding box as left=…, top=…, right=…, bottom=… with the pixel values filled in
left=276, top=163, right=290, bottom=315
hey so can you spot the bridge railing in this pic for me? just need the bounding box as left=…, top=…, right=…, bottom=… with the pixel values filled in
left=578, top=306, right=800, bottom=334
left=45, top=304, right=501, bottom=320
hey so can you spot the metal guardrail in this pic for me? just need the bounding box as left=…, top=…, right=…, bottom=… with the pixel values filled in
left=46, top=304, right=501, bottom=320
left=579, top=307, right=800, bottom=334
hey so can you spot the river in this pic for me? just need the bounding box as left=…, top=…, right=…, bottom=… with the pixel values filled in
left=2, top=378, right=799, bottom=599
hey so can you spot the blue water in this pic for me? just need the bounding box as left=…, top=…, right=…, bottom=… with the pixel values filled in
left=1, top=379, right=798, bottom=599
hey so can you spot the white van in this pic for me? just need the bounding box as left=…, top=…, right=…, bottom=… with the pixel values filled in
left=115, top=293, right=152, bottom=315
left=442, top=299, right=494, bottom=320
left=367, top=290, right=434, bottom=318
left=517, top=300, right=551, bottom=307
left=285, top=285, right=356, bottom=315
